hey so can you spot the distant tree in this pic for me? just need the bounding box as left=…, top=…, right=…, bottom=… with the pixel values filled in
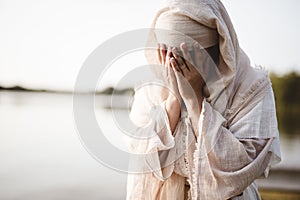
left=270, top=71, right=300, bottom=135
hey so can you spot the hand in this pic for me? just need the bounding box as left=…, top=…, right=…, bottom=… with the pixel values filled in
left=170, top=42, right=207, bottom=103
left=169, top=42, right=212, bottom=138
left=157, top=44, right=181, bottom=104
left=156, top=43, right=181, bottom=133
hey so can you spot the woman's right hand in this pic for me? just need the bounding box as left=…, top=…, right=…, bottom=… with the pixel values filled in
left=157, top=43, right=181, bottom=103
left=157, top=43, right=181, bottom=133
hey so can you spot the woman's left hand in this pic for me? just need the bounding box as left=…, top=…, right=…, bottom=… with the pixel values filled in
left=169, top=42, right=209, bottom=137
left=169, top=42, right=206, bottom=105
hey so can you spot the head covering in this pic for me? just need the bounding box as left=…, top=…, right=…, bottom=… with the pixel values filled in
left=146, top=0, right=257, bottom=115
left=155, top=11, right=219, bottom=49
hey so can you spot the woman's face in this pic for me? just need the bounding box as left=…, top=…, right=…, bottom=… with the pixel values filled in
left=170, top=44, right=220, bottom=83
left=171, top=44, right=219, bottom=66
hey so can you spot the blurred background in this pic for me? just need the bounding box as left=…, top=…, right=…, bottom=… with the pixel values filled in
left=0, top=0, right=299, bottom=199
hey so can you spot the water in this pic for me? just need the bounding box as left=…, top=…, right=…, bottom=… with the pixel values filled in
left=0, top=91, right=299, bottom=199
left=0, top=91, right=127, bottom=200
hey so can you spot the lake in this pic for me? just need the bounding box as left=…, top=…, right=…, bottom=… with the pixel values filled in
left=0, top=91, right=299, bottom=199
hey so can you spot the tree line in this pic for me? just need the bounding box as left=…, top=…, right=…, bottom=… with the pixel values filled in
left=270, top=71, right=300, bottom=135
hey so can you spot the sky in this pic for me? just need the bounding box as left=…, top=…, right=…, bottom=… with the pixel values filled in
left=0, top=0, right=299, bottom=91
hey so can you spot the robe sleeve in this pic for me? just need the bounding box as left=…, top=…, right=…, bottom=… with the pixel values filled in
left=125, top=85, right=184, bottom=181
left=192, top=86, right=281, bottom=199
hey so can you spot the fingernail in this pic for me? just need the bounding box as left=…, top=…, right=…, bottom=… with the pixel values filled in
left=194, top=42, right=199, bottom=48
left=172, top=47, right=177, bottom=53
left=180, top=43, right=186, bottom=49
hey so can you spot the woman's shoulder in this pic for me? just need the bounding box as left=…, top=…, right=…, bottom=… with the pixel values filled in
left=224, top=66, right=273, bottom=125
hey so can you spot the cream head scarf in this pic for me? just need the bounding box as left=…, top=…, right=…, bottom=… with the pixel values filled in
left=146, top=0, right=247, bottom=115
left=155, top=11, right=219, bottom=49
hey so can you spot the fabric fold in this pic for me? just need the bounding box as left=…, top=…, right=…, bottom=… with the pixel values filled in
left=144, top=102, right=177, bottom=180
left=191, top=87, right=280, bottom=199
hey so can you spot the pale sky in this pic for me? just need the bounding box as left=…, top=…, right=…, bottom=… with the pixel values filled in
left=0, top=0, right=299, bottom=90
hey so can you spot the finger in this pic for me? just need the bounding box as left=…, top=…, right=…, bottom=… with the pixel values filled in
left=172, top=47, right=184, bottom=67
left=167, top=65, right=180, bottom=100
left=193, top=42, right=207, bottom=68
left=165, top=49, right=173, bottom=80
left=166, top=46, right=173, bottom=61
left=168, top=62, right=175, bottom=79
left=174, top=44, right=190, bottom=76
left=172, top=63, right=184, bottom=87
left=160, top=43, right=167, bottom=65
left=172, top=47, right=187, bottom=76
left=180, top=43, right=194, bottom=70
left=163, top=59, right=169, bottom=79
left=167, top=60, right=172, bottom=80
left=157, top=43, right=162, bottom=64
left=168, top=63, right=178, bottom=96
left=170, top=57, right=180, bottom=72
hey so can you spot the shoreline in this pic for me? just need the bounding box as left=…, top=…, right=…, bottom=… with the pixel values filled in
left=257, top=168, right=300, bottom=192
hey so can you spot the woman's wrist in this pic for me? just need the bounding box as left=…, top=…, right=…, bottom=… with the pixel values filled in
left=165, top=95, right=181, bottom=133
left=184, top=94, right=204, bottom=115
left=166, top=93, right=181, bottom=106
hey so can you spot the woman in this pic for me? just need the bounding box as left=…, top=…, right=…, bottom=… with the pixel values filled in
left=125, top=0, right=281, bottom=199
